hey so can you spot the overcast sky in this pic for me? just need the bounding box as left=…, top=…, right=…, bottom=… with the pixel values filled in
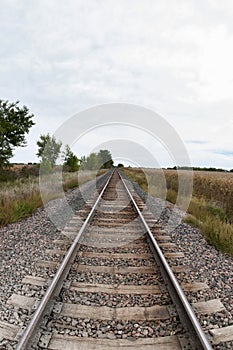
left=1, top=0, right=233, bottom=169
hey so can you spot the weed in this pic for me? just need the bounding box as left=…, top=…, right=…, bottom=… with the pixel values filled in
left=123, top=167, right=233, bottom=255
left=0, top=169, right=106, bottom=226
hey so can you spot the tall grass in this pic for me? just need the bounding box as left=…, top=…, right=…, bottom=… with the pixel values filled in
left=0, top=177, right=41, bottom=225
left=123, top=168, right=233, bottom=255
left=0, top=170, right=105, bottom=226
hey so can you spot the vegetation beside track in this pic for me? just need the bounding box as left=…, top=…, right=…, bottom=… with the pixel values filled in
left=123, top=168, right=233, bottom=255
left=0, top=169, right=106, bottom=226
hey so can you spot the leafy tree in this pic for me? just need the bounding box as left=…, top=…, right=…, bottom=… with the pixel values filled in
left=85, top=152, right=100, bottom=170
left=98, top=149, right=114, bottom=169
left=80, top=149, right=114, bottom=170
left=117, top=163, right=124, bottom=168
left=79, top=156, right=86, bottom=169
left=0, top=99, right=34, bottom=167
left=37, top=133, right=62, bottom=168
left=63, top=145, right=80, bottom=172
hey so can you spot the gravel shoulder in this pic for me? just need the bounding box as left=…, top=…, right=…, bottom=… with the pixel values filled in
left=1, top=171, right=233, bottom=349
left=0, top=173, right=108, bottom=327
left=129, top=175, right=233, bottom=349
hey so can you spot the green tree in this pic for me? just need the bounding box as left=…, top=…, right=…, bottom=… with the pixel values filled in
left=85, top=152, right=99, bottom=170
left=79, top=156, right=87, bottom=170
left=98, top=149, right=114, bottom=169
left=80, top=149, right=114, bottom=170
left=0, top=99, right=34, bottom=167
left=63, top=145, right=80, bottom=172
left=37, top=133, right=62, bottom=168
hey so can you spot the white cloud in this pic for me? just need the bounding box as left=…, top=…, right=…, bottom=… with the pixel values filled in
left=0, top=0, right=232, bottom=168
left=192, top=26, right=233, bottom=102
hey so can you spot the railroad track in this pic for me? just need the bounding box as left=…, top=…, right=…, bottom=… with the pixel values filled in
left=2, top=170, right=232, bottom=349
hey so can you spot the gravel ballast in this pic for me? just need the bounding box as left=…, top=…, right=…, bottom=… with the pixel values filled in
left=0, top=173, right=108, bottom=349
left=1, top=171, right=233, bottom=349
left=128, top=173, right=233, bottom=349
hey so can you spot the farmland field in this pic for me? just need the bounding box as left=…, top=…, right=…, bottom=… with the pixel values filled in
left=123, top=168, right=233, bottom=255
left=0, top=169, right=103, bottom=226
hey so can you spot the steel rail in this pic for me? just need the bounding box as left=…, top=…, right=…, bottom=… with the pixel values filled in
left=118, top=170, right=213, bottom=350
left=16, top=170, right=114, bottom=350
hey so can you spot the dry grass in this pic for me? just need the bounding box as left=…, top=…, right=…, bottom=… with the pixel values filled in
left=0, top=169, right=105, bottom=226
left=123, top=168, right=233, bottom=255
left=0, top=177, right=42, bottom=225
left=190, top=171, right=233, bottom=222
left=62, top=169, right=106, bottom=191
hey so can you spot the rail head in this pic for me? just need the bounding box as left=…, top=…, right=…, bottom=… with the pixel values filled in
left=16, top=170, right=114, bottom=350
left=118, top=170, right=213, bottom=350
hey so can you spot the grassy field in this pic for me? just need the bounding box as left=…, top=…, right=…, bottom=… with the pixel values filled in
left=123, top=168, right=233, bottom=255
left=0, top=169, right=104, bottom=226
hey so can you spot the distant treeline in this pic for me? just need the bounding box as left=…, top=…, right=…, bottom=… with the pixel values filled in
left=167, top=166, right=233, bottom=173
